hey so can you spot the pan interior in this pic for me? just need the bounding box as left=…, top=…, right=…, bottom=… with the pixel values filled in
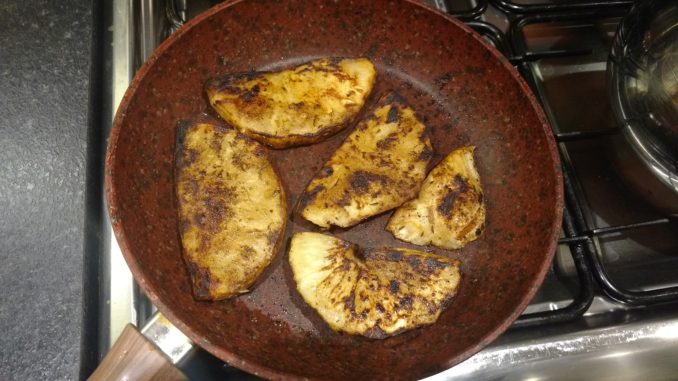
left=107, top=0, right=561, bottom=379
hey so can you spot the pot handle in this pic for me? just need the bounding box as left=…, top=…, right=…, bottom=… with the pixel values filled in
left=87, top=323, right=188, bottom=381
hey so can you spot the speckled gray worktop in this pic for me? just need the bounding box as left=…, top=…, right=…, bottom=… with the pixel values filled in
left=0, top=1, right=94, bottom=380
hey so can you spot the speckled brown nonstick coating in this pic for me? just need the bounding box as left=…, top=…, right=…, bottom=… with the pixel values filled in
left=104, top=0, right=563, bottom=379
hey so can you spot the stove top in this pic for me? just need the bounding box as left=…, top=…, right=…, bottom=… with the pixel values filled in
left=95, top=0, right=678, bottom=379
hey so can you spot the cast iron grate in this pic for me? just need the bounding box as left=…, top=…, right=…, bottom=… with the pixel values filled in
left=448, top=1, right=678, bottom=327
left=490, top=0, right=633, bottom=14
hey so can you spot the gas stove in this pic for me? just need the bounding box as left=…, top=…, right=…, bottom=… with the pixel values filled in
left=94, top=0, right=678, bottom=379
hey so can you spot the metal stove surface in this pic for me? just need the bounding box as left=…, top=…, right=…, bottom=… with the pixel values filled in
left=96, top=0, right=678, bottom=379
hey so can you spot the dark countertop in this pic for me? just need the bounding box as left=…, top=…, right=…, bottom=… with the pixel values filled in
left=0, top=1, right=95, bottom=380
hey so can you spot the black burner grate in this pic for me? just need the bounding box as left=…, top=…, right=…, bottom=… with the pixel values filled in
left=490, top=0, right=633, bottom=14
left=445, top=0, right=678, bottom=326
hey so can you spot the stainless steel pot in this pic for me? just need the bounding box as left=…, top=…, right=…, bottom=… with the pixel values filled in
left=608, top=0, right=678, bottom=208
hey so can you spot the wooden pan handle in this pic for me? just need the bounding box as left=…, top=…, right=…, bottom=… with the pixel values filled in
left=87, top=324, right=187, bottom=381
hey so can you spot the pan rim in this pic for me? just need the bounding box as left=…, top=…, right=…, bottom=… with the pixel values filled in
left=104, top=0, right=564, bottom=379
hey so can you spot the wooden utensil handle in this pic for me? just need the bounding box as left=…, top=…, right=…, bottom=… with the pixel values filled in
left=87, top=324, right=187, bottom=381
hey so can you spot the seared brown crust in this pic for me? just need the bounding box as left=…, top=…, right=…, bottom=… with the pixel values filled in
left=387, top=146, right=485, bottom=250
left=288, top=232, right=462, bottom=338
left=205, top=57, right=377, bottom=149
left=175, top=121, right=286, bottom=300
left=299, top=91, right=433, bottom=228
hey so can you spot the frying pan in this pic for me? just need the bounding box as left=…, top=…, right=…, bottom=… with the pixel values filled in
left=100, top=0, right=563, bottom=379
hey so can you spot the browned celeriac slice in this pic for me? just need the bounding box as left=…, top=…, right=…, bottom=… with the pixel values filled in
left=386, top=146, right=485, bottom=250
left=299, top=92, right=433, bottom=228
left=288, top=232, right=461, bottom=338
left=175, top=121, right=286, bottom=300
left=205, top=57, right=376, bottom=148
